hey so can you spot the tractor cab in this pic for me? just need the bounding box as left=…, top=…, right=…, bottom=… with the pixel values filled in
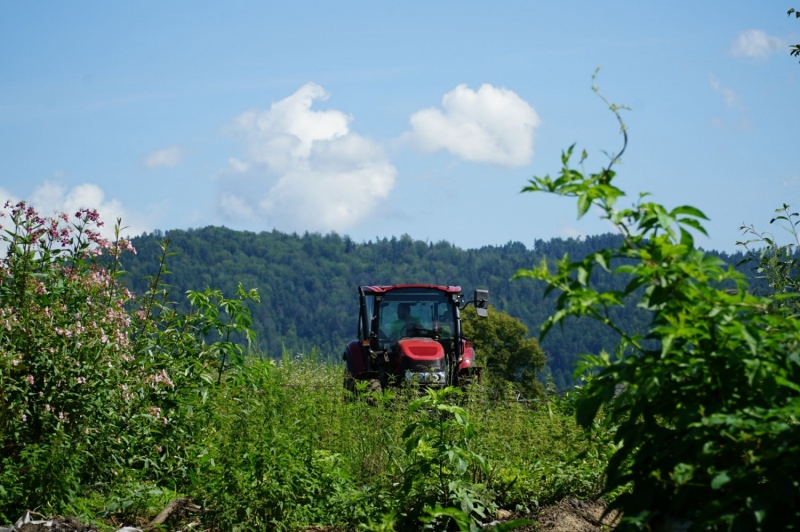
left=344, top=284, right=488, bottom=392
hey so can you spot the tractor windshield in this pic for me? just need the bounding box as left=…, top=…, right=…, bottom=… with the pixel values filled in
left=377, top=288, right=455, bottom=346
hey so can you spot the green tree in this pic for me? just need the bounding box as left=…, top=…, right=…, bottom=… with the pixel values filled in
left=461, top=305, right=545, bottom=399
left=122, top=224, right=752, bottom=390
left=790, top=8, right=800, bottom=60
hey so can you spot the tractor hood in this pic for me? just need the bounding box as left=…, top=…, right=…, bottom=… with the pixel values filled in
left=396, top=337, right=445, bottom=361
left=396, top=337, right=446, bottom=385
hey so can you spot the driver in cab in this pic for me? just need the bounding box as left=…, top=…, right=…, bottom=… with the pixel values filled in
left=390, top=303, right=421, bottom=340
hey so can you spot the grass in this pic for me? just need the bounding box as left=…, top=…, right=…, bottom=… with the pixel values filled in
left=178, top=352, right=609, bottom=530
left=17, top=350, right=613, bottom=531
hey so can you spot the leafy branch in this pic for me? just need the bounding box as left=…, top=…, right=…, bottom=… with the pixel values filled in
left=515, top=74, right=800, bottom=529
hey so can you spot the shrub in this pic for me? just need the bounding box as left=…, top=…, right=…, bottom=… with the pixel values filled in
left=515, top=78, right=800, bottom=529
left=0, top=202, right=259, bottom=520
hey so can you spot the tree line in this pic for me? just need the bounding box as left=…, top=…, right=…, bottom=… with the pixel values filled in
left=120, top=227, right=762, bottom=390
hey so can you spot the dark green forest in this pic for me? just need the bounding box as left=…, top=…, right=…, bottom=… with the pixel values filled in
left=121, top=227, right=758, bottom=390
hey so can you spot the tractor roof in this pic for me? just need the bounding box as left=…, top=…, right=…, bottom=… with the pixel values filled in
left=360, top=284, right=461, bottom=295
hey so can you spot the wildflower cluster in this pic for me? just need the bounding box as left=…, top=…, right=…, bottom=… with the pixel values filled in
left=0, top=204, right=145, bottom=510
left=0, top=201, right=259, bottom=519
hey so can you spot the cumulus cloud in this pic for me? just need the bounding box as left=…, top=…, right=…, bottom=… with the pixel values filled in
left=144, top=146, right=186, bottom=168
left=27, top=181, right=154, bottom=238
left=219, top=83, right=396, bottom=233
left=404, top=84, right=540, bottom=167
left=731, top=29, right=785, bottom=60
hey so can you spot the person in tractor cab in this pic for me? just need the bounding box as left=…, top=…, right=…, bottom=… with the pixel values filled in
left=390, top=302, right=421, bottom=340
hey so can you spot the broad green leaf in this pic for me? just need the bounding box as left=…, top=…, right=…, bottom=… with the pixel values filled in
left=711, top=472, right=730, bottom=489
left=670, top=205, right=709, bottom=220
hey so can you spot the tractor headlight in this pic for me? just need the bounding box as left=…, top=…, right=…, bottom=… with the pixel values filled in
left=405, top=370, right=446, bottom=384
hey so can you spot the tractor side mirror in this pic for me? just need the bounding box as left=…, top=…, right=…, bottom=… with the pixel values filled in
left=474, top=289, right=489, bottom=318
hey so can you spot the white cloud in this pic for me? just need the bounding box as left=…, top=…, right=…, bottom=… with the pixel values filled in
left=404, top=84, right=540, bottom=167
left=220, top=83, right=397, bottom=233
left=144, top=146, right=186, bottom=168
left=228, top=157, right=250, bottom=173
left=218, top=191, right=258, bottom=222
left=731, top=29, right=785, bottom=60
left=709, top=77, right=739, bottom=108
left=28, top=181, right=153, bottom=238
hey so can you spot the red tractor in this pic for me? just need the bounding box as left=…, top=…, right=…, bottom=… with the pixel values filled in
left=343, top=284, right=488, bottom=395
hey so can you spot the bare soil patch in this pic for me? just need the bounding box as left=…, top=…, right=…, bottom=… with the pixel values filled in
left=521, top=498, right=619, bottom=531
left=4, top=498, right=619, bottom=531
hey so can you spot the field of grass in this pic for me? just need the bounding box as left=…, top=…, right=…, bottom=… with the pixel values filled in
left=89, top=352, right=613, bottom=531
left=0, top=205, right=614, bottom=531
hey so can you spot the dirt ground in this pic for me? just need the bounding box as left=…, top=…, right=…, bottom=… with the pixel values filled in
left=522, top=498, right=619, bottom=531
left=5, top=498, right=619, bottom=531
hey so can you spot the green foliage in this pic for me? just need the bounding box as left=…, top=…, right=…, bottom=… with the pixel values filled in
left=394, top=387, right=493, bottom=531
left=190, top=355, right=379, bottom=531
left=790, top=8, right=800, bottom=60
left=468, top=385, right=613, bottom=513
left=737, top=203, right=800, bottom=314
left=515, top=77, right=800, bottom=529
left=0, top=202, right=259, bottom=521
left=0, top=201, right=609, bottom=530
left=123, top=227, right=696, bottom=390
left=461, top=305, right=545, bottom=398
left=0, top=204, right=142, bottom=516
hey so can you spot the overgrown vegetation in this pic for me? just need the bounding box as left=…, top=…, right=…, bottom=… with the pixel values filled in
left=461, top=305, right=546, bottom=399
left=516, top=73, right=800, bottom=529
left=4, top=61, right=799, bottom=528
left=0, top=202, right=607, bottom=530
left=121, top=225, right=757, bottom=391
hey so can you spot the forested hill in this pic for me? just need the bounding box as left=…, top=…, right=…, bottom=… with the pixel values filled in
left=121, top=227, right=754, bottom=389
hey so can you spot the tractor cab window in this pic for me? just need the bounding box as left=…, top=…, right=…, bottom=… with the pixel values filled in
left=376, top=289, right=455, bottom=346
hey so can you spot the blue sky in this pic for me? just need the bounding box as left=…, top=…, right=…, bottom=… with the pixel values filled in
left=1, top=2, right=798, bottom=253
